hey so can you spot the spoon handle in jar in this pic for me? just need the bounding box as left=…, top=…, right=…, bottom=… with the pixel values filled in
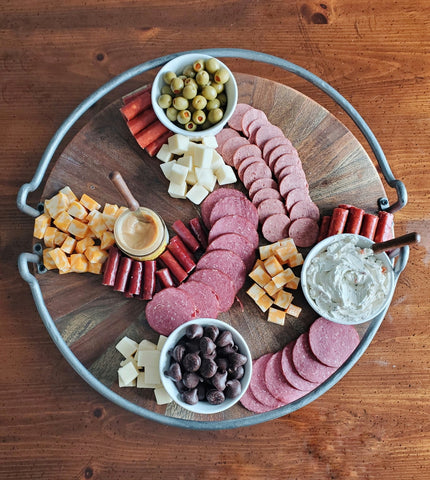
left=371, top=232, right=420, bottom=254
left=109, top=171, right=140, bottom=212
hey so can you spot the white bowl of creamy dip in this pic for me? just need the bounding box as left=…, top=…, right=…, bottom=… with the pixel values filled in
left=301, top=234, right=395, bottom=325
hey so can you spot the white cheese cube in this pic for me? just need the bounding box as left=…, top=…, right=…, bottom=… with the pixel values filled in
left=115, top=336, right=138, bottom=358
left=186, top=141, right=198, bottom=156
left=195, top=167, right=217, bottom=191
left=202, top=135, right=218, bottom=148
left=168, top=134, right=189, bottom=155
left=136, top=371, right=161, bottom=389
left=156, top=335, right=168, bottom=351
left=215, top=164, right=237, bottom=185
left=118, top=375, right=137, bottom=388
left=118, top=361, right=139, bottom=385
left=160, top=160, right=176, bottom=181
left=211, top=150, right=225, bottom=171
left=144, top=364, right=161, bottom=385
left=186, top=168, right=198, bottom=185
left=138, top=339, right=157, bottom=351
left=177, top=155, right=193, bottom=170
left=168, top=180, right=187, bottom=199
left=156, top=144, right=174, bottom=163
left=192, top=144, right=213, bottom=168
left=154, top=387, right=173, bottom=405
left=186, top=183, right=210, bottom=205
left=136, top=349, right=161, bottom=368
left=119, top=356, right=138, bottom=368
left=170, top=163, right=189, bottom=185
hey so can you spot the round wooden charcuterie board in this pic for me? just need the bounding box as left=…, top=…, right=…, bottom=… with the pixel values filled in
left=36, top=72, right=386, bottom=425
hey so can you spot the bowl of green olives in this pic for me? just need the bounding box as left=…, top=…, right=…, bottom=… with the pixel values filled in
left=151, top=53, right=238, bottom=138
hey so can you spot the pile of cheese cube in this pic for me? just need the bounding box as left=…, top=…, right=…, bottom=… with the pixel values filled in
left=247, top=238, right=303, bottom=326
left=156, top=133, right=237, bottom=205
left=116, top=334, right=172, bottom=405
left=33, top=185, right=126, bottom=274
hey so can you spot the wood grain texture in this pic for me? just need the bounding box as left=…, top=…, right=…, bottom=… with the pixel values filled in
left=1, top=0, right=429, bottom=478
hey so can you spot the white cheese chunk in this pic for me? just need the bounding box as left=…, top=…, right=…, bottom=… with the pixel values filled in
left=170, top=163, right=189, bottom=185
left=115, top=336, right=138, bottom=358
left=192, top=144, right=213, bottom=168
left=156, top=144, right=174, bottom=163
left=211, top=150, right=225, bottom=171
left=156, top=335, right=168, bottom=351
left=168, top=180, right=187, bottom=199
left=118, top=375, right=137, bottom=388
left=144, top=364, right=161, bottom=385
left=195, top=167, right=217, bottom=191
left=177, top=155, right=193, bottom=170
left=136, top=371, right=162, bottom=389
left=186, top=168, right=198, bottom=186
left=136, top=349, right=161, bottom=368
left=160, top=160, right=176, bottom=181
left=202, top=135, right=218, bottom=148
left=118, top=361, right=139, bottom=385
left=138, top=339, right=157, bottom=351
left=215, top=164, right=237, bottom=185
left=154, top=387, right=173, bottom=405
left=186, top=183, right=210, bottom=205
left=168, top=133, right=189, bottom=155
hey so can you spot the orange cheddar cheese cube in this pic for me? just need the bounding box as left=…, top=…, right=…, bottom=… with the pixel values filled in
left=60, top=236, right=77, bottom=254
left=87, top=262, right=103, bottom=274
left=249, top=265, right=271, bottom=288
left=286, top=303, right=302, bottom=318
left=54, top=230, right=68, bottom=246
left=33, top=213, right=51, bottom=239
left=45, top=192, right=70, bottom=219
left=274, top=240, right=297, bottom=264
left=67, top=200, right=88, bottom=220
left=85, top=245, right=109, bottom=264
left=42, top=248, right=57, bottom=270
left=287, top=252, right=304, bottom=268
left=88, top=211, right=107, bottom=237
left=263, top=255, right=283, bottom=277
left=103, top=203, right=119, bottom=216
left=100, top=231, right=115, bottom=250
left=80, top=193, right=101, bottom=212
left=43, top=226, right=58, bottom=248
left=267, top=307, right=286, bottom=326
left=264, top=279, right=282, bottom=297
left=70, top=253, right=89, bottom=273
left=246, top=283, right=266, bottom=302
left=259, top=242, right=279, bottom=260
left=54, top=211, right=73, bottom=232
left=272, top=268, right=295, bottom=288
left=286, top=275, right=300, bottom=290
left=255, top=293, right=273, bottom=313
left=68, top=218, right=90, bottom=239
left=48, top=247, right=70, bottom=272
left=115, top=206, right=128, bottom=219
left=59, top=186, right=77, bottom=203
left=252, top=258, right=265, bottom=271
left=75, top=236, right=95, bottom=254
left=274, top=290, right=293, bottom=309
left=102, top=213, right=116, bottom=231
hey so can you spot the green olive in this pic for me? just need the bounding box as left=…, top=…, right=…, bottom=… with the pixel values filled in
left=193, top=59, right=205, bottom=72
left=192, top=95, right=207, bottom=110
left=206, top=98, right=221, bottom=110
left=196, top=70, right=210, bottom=86
left=182, top=65, right=196, bottom=78
left=161, top=85, right=173, bottom=95
left=172, top=96, right=189, bottom=110
left=200, top=119, right=212, bottom=130
left=206, top=58, right=220, bottom=74
left=157, top=94, right=172, bottom=109
left=184, top=77, right=197, bottom=88
left=166, top=107, right=178, bottom=122
left=185, top=121, right=197, bottom=131
left=217, top=93, right=227, bottom=107
left=177, top=110, right=192, bottom=124
left=170, top=77, right=184, bottom=95
left=214, top=68, right=230, bottom=84
left=163, top=71, right=176, bottom=84
left=201, top=85, right=217, bottom=101
left=192, top=110, right=206, bottom=125
left=208, top=107, right=223, bottom=124
left=182, top=84, right=197, bottom=100
left=210, top=81, right=224, bottom=94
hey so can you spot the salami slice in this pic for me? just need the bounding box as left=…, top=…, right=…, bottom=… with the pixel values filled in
left=228, top=103, right=253, bottom=131
left=308, top=317, right=360, bottom=368
left=188, top=268, right=235, bottom=313
left=273, top=154, right=301, bottom=177
left=206, top=232, right=256, bottom=272
left=201, top=188, right=246, bottom=228
left=251, top=187, right=282, bottom=208
left=285, top=188, right=312, bottom=212
left=240, top=375, right=274, bottom=413
left=257, top=198, right=286, bottom=224
left=264, top=351, right=307, bottom=403
left=215, top=128, right=240, bottom=153
left=238, top=156, right=264, bottom=181
left=249, top=354, right=285, bottom=408
left=232, top=144, right=262, bottom=169
left=281, top=342, right=316, bottom=391
left=241, top=108, right=268, bottom=137
left=178, top=280, right=220, bottom=319
left=262, top=136, right=292, bottom=162
left=261, top=213, right=291, bottom=243
left=208, top=196, right=259, bottom=229
left=268, top=144, right=297, bottom=170
left=288, top=217, right=319, bottom=247
left=242, top=162, right=272, bottom=190
left=208, top=215, right=259, bottom=249
left=221, top=136, right=250, bottom=166
left=289, top=199, right=320, bottom=222
left=292, top=333, right=336, bottom=383
left=248, top=178, right=278, bottom=199
left=145, top=288, right=197, bottom=336
left=254, top=124, right=284, bottom=150
left=196, top=249, right=247, bottom=292
left=279, top=174, right=309, bottom=198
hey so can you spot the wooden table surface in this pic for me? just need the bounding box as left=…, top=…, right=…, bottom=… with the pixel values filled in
left=2, top=1, right=429, bottom=478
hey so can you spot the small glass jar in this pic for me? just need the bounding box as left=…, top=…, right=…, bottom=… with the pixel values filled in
left=114, top=207, right=169, bottom=261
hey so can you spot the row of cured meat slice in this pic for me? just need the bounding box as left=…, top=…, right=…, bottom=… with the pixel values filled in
left=145, top=188, right=258, bottom=336
left=215, top=104, right=320, bottom=247
left=240, top=317, right=360, bottom=413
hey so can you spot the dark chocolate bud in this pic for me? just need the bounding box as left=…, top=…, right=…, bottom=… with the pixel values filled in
left=215, top=357, right=228, bottom=373
left=216, top=329, right=234, bottom=348
left=228, top=365, right=244, bottom=380
left=199, top=336, right=216, bottom=355
left=165, top=362, right=182, bottom=382
left=228, top=352, right=248, bottom=369
left=197, top=383, right=207, bottom=401
left=200, top=358, right=218, bottom=379
left=217, top=344, right=236, bottom=357
left=204, top=325, right=219, bottom=342
left=182, top=388, right=199, bottom=405
left=185, top=339, right=201, bottom=353
left=185, top=323, right=204, bottom=340
left=182, top=352, right=201, bottom=372
left=171, top=344, right=185, bottom=362
left=202, top=350, right=216, bottom=360
left=182, top=372, right=200, bottom=389
left=211, top=371, right=228, bottom=391
left=206, top=389, right=225, bottom=405
left=225, top=379, right=242, bottom=399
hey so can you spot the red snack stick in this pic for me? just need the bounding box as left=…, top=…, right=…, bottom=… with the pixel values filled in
left=338, top=204, right=353, bottom=210
left=359, top=213, right=379, bottom=240
left=159, top=250, right=188, bottom=284
left=189, top=217, right=208, bottom=250
left=374, top=211, right=394, bottom=243
left=124, top=291, right=134, bottom=298
left=127, top=260, right=143, bottom=296
left=120, top=90, right=151, bottom=121
left=146, top=130, right=173, bottom=157
left=127, top=108, right=157, bottom=136
left=134, top=121, right=169, bottom=150
left=122, top=85, right=151, bottom=105
left=327, top=207, right=349, bottom=236
left=172, top=220, right=200, bottom=253
left=345, top=206, right=365, bottom=234
left=113, top=256, right=133, bottom=292
left=156, top=268, right=175, bottom=289
left=317, top=215, right=331, bottom=242
left=141, top=260, right=156, bottom=300
left=102, top=246, right=121, bottom=287
left=167, top=236, right=196, bottom=274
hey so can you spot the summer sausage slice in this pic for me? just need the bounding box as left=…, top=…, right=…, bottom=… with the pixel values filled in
left=261, top=213, right=291, bottom=243
left=249, top=354, right=285, bottom=408
left=277, top=165, right=305, bottom=182
left=215, top=128, right=240, bottom=154
left=248, top=178, right=278, bottom=199
left=248, top=118, right=270, bottom=144
left=237, top=156, right=264, bottom=181
left=262, top=136, right=293, bottom=162
left=145, top=288, right=197, bottom=336
left=281, top=342, right=316, bottom=391
left=241, top=108, right=268, bottom=137
left=279, top=174, right=309, bottom=198
left=257, top=198, right=286, bottom=224
left=254, top=124, right=284, bottom=150
left=268, top=144, right=297, bottom=170
left=188, top=268, right=236, bottom=313
left=201, top=188, right=246, bottom=228
left=178, top=280, right=220, bottom=319
left=221, top=136, right=250, bottom=166
left=208, top=196, right=259, bottom=229
left=289, top=199, right=320, bottom=222
left=308, top=317, right=360, bottom=368
left=206, top=232, right=256, bottom=272
left=228, top=103, right=253, bottom=131
left=232, top=144, right=262, bottom=169
left=208, top=215, right=259, bottom=250
left=242, top=162, right=272, bottom=190
left=288, top=217, right=319, bottom=247
left=273, top=154, right=302, bottom=177
left=285, top=188, right=312, bottom=212
left=252, top=187, right=282, bottom=208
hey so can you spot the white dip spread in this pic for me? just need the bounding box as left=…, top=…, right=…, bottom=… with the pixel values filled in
left=306, top=237, right=391, bottom=323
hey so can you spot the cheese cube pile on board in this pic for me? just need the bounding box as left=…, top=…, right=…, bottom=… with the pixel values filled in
left=247, top=238, right=303, bottom=326
left=116, top=334, right=172, bottom=405
left=33, top=185, right=126, bottom=274
left=156, top=133, right=237, bottom=205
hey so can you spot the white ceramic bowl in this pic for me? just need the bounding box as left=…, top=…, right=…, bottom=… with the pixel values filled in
left=159, top=318, right=252, bottom=414
left=151, top=53, right=238, bottom=139
left=301, top=233, right=395, bottom=325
